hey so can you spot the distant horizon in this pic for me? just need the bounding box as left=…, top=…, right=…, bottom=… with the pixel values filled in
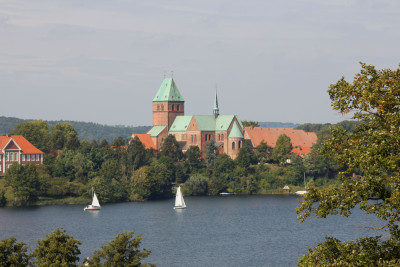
left=1, top=115, right=347, bottom=128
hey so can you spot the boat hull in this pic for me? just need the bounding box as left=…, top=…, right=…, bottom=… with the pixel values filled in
left=173, top=206, right=186, bottom=209
left=84, top=205, right=101, bottom=211
left=84, top=208, right=101, bottom=211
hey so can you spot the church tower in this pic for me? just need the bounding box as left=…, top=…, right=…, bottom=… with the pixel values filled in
left=152, top=78, right=184, bottom=130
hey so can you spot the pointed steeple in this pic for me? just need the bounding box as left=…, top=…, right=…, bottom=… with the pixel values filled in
left=213, top=88, right=219, bottom=118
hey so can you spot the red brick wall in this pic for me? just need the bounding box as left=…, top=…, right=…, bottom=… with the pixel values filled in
left=152, top=101, right=184, bottom=129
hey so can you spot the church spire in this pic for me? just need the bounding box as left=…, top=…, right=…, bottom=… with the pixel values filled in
left=213, top=88, right=219, bottom=118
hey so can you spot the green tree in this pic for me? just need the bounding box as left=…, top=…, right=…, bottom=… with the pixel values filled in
left=130, top=166, right=152, bottom=201
left=93, top=159, right=127, bottom=203
left=32, top=228, right=81, bottom=267
left=112, top=136, right=126, bottom=148
left=184, top=174, right=208, bottom=196
left=89, top=231, right=153, bottom=267
left=184, top=145, right=203, bottom=173
left=271, top=134, right=293, bottom=164
left=241, top=120, right=259, bottom=127
left=255, top=140, right=273, bottom=163
left=10, top=120, right=50, bottom=151
left=49, top=123, right=80, bottom=150
left=205, top=139, right=217, bottom=171
left=235, top=142, right=256, bottom=171
left=0, top=237, right=30, bottom=266
left=160, top=134, right=183, bottom=162
left=147, top=158, right=174, bottom=199
left=51, top=150, right=77, bottom=181
left=296, top=63, right=400, bottom=265
left=126, top=136, right=147, bottom=172
left=5, top=163, right=40, bottom=204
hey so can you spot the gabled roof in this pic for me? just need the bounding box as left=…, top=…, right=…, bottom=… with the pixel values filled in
left=229, top=122, right=244, bottom=139
left=0, top=135, right=43, bottom=154
left=153, top=78, right=184, bottom=102
left=193, top=115, right=216, bottom=131
left=147, top=126, right=167, bottom=137
left=169, top=116, right=192, bottom=132
left=170, top=114, right=241, bottom=134
left=215, top=115, right=236, bottom=131
left=245, top=127, right=317, bottom=149
left=133, top=134, right=156, bottom=150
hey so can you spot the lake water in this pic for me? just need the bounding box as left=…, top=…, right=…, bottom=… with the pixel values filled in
left=0, top=195, right=385, bottom=266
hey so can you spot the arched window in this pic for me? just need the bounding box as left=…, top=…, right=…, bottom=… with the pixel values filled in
left=221, top=134, right=224, bottom=141
left=157, top=105, right=160, bottom=111
left=218, top=134, right=220, bottom=141
left=172, top=104, right=174, bottom=111
left=177, top=105, right=180, bottom=111
left=161, top=105, right=164, bottom=111
left=232, top=141, right=236, bottom=150
left=238, top=141, right=241, bottom=149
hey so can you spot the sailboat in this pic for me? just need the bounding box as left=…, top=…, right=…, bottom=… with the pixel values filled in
left=295, top=173, right=307, bottom=196
left=173, top=186, right=186, bottom=209
left=84, top=188, right=101, bottom=211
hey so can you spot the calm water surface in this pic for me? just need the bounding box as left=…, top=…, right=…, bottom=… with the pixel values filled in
left=0, top=195, right=384, bottom=266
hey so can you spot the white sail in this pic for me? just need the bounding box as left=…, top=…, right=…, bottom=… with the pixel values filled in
left=84, top=188, right=101, bottom=210
left=174, top=186, right=186, bottom=209
left=92, top=191, right=100, bottom=207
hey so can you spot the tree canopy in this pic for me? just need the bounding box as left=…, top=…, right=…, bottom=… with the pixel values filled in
left=32, top=228, right=82, bottom=266
left=271, top=134, right=293, bottom=164
left=90, top=231, right=153, bottom=267
left=296, top=63, right=400, bottom=265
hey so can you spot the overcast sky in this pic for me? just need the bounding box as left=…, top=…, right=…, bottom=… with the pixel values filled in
left=1, top=0, right=400, bottom=126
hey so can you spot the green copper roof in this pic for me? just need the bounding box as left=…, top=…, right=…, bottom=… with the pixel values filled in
left=169, top=116, right=192, bottom=132
left=168, top=114, right=242, bottom=133
left=193, top=115, right=217, bottom=131
left=153, top=78, right=184, bottom=102
left=228, top=122, right=244, bottom=139
left=147, top=125, right=166, bottom=137
left=215, top=115, right=235, bottom=131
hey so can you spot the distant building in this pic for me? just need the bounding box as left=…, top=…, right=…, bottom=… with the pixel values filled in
left=133, top=77, right=245, bottom=159
left=244, top=126, right=317, bottom=158
left=133, top=77, right=317, bottom=159
left=283, top=185, right=290, bottom=194
left=0, top=135, right=44, bottom=175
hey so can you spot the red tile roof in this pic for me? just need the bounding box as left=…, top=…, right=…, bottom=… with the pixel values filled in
left=244, top=127, right=317, bottom=156
left=0, top=135, right=44, bottom=154
left=291, top=146, right=312, bottom=157
left=132, top=133, right=156, bottom=150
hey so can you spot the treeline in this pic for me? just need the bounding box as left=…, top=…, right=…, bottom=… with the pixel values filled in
left=0, top=228, right=153, bottom=266
left=0, top=120, right=359, bottom=206
left=0, top=116, right=150, bottom=142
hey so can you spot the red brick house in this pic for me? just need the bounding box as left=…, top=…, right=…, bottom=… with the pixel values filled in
left=0, top=135, right=44, bottom=175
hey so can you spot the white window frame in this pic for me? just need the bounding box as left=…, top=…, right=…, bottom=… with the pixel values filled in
left=22, top=154, right=25, bottom=161
left=27, top=154, right=30, bottom=161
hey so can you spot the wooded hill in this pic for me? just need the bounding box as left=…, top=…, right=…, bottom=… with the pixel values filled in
left=0, top=116, right=150, bottom=142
